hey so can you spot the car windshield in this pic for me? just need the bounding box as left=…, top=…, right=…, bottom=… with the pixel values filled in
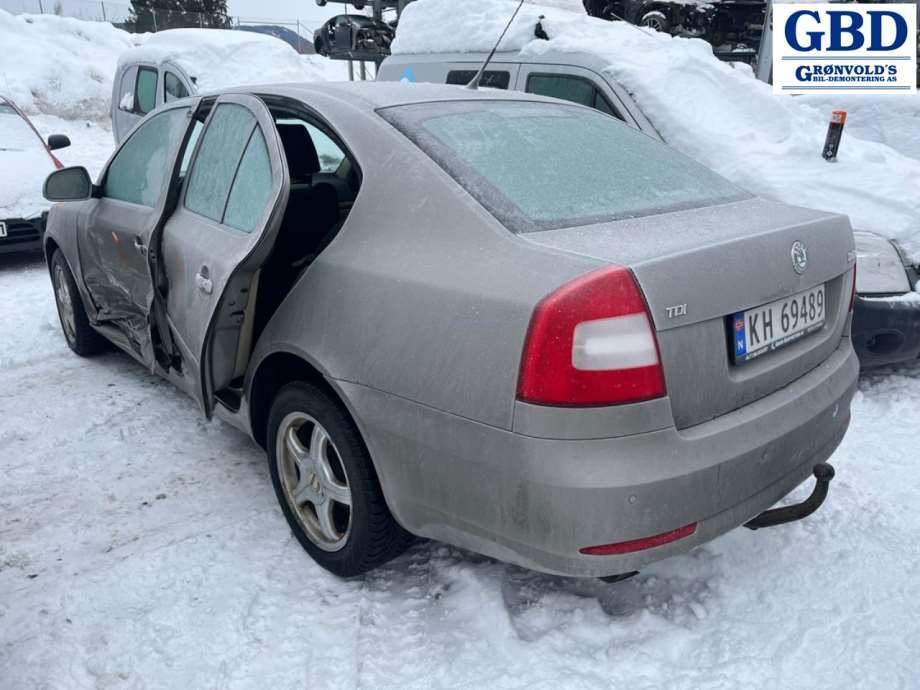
left=380, top=100, right=749, bottom=233
left=0, top=105, right=44, bottom=152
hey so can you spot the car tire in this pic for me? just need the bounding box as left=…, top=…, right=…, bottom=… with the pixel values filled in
left=50, top=249, right=107, bottom=357
left=267, top=381, right=412, bottom=577
left=640, top=10, right=670, bottom=33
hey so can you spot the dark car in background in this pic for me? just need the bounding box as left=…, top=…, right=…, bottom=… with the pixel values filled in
left=0, top=95, right=70, bottom=255
left=313, top=13, right=395, bottom=61
left=584, top=0, right=766, bottom=65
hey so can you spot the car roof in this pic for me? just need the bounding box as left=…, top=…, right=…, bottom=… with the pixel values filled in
left=231, top=79, right=572, bottom=111
left=382, top=48, right=615, bottom=75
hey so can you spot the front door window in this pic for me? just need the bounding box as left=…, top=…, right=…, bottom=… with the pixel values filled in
left=104, top=107, right=189, bottom=206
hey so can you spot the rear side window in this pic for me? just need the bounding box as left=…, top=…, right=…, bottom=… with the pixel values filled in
left=164, top=71, right=189, bottom=102
left=526, top=74, right=623, bottom=121
left=381, top=101, right=748, bottom=233
left=446, top=70, right=510, bottom=89
left=185, top=104, right=257, bottom=222
left=135, top=67, right=158, bottom=115
left=104, top=107, right=189, bottom=206
left=223, top=129, right=273, bottom=233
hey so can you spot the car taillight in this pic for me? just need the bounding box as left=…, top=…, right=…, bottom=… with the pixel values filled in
left=517, top=265, right=666, bottom=407
left=848, top=264, right=857, bottom=313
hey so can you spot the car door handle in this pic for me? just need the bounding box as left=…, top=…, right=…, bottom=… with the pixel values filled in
left=134, top=236, right=147, bottom=257
left=195, top=266, right=213, bottom=295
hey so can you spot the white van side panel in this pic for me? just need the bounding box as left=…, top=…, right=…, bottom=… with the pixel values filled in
left=377, top=52, right=661, bottom=139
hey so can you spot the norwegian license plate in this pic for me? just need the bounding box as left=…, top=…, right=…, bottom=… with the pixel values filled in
left=0, top=221, right=6, bottom=238
left=732, top=284, right=825, bottom=362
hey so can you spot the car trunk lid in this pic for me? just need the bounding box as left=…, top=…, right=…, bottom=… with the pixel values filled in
left=520, top=197, right=856, bottom=429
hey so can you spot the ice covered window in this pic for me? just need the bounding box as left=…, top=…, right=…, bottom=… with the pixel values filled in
left=185, top=104, right=256, bottom=223
left=223, top=128, right=273, bottom=233
left=103, top=106, right=189, bottom=207
left=381, top=101, right=749, bottom=233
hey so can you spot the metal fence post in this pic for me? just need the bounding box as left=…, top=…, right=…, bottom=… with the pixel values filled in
left=152, top=7, right=157, bottom=31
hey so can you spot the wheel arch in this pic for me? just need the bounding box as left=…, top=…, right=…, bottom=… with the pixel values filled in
left=248, top=350, right=349, bottom=450
left=247, top=348, right=411, bottom=537
left=43, top=236, right=61, bottom=275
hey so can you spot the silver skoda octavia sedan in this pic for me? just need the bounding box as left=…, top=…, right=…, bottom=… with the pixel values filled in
left=42, top=82, right=858, bottom=579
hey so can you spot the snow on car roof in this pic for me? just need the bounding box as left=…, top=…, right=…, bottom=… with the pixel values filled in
left=117, top=28, right=340, bottom=94
left=392, top=0, right=920, bottom=258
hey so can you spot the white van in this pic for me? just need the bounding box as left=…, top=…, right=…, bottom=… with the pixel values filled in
left=112, top=58, right=193, bottom=143
left=111, top=28, right=339, bottom=143
left=377, top=49, right=661, bottom=139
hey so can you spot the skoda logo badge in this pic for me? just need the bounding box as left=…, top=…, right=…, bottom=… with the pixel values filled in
left=791, top=241, right=808, bottom=275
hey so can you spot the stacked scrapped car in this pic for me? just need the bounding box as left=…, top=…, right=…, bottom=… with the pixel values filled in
left=313, top=14, right=395, bottom=61
left=583, top=0, right=767, bottom=65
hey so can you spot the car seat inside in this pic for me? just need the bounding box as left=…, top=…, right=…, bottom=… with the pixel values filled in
left=250, top=98, right=362, bottom=347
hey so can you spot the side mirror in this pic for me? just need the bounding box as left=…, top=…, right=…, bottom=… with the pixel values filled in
left=47, top=134, right=71, bottom=151
left=44, top=166, right=93, bottom=202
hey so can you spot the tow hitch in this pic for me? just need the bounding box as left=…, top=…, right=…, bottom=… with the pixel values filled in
left=744, top=463, right=835, bottom=530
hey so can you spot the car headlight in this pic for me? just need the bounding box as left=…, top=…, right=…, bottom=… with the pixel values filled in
left=853, top=231, right=911, bottom=295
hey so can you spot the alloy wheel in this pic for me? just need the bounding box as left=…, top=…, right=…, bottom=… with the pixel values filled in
left=275, top=411, right=353, bottom=552
left=54, top=263, right=76, bottom=345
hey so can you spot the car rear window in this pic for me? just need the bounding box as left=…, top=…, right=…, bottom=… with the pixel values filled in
left=379, top=100, right=748, bottom=233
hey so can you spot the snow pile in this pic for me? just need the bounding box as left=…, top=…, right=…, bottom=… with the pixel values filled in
left=393, top=0, right=920, bottom=258
left=0, top=12, right=346, bottom=122
left=0, top=10, right=137, bottom=120
left=0, top=109, right=57, bottom=218
left=117, top=28, right=344, bottom=95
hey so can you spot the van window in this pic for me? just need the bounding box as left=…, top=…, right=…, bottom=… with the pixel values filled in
left=446, top=70, right=510, bottom=89
left=164, top=71, right=189, bottom=102
left=135, top=67, right=158, bottom=115
left=525, top=73, right=624, bottom=121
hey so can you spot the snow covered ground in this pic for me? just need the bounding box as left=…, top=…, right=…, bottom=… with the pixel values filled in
left=2, top=253, right=920, bottom=688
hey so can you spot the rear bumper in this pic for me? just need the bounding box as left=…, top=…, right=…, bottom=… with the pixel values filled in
left=343, top=341, right=859, bottom=578
left=852, top=293, right=920, bottom=368
left=0, top=217, right=43, bottom=255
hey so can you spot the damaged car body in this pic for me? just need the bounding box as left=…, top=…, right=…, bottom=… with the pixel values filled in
left=44, top=83, right=858, bottom=580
